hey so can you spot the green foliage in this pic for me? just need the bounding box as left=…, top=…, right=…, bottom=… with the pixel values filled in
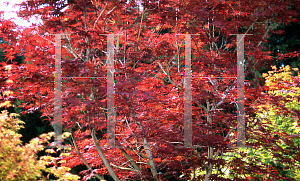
left=249, top=65, right=300, bottom=180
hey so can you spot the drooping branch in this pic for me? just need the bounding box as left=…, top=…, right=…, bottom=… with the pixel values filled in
left=91, top=128, right=120, bottom=181
left=118, top=146, right=141, bottom=172
left=70, top=134, right=105, bottom=180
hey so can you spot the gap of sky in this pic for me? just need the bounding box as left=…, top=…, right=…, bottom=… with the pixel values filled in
left=0, top=0, right=40, bottom=28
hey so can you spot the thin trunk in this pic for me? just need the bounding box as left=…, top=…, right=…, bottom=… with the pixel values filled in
left=204, top=100, right=213, bottom=181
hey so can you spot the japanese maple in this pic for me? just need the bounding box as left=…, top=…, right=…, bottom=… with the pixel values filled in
left=1, top=0, right=300, bottom=180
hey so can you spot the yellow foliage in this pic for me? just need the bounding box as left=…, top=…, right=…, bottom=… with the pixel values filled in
left=0, top=91, right=79, bottom=180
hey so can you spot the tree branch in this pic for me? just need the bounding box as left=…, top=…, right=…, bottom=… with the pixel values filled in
left=93, top=2, right=108, bottom=32
left=132, top=112, right=158, bottom=180
left=70, top=134, right=105, bottom=180
left=91, top=128, right=120, bottom=181
left=118, top=146, right=141, bottom=172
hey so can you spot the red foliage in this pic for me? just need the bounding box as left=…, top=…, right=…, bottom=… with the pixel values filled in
left=1, top=0, right=300, bottom=180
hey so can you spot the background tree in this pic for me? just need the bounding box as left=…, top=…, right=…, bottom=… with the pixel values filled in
left=265, top=8, right=300, bottom=70
left=198, top=65, right=300, bottom=180
left=249, top=65, right=300, bottom=180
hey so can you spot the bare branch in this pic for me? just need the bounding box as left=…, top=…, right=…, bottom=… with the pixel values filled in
left=93, top=2, right=108, bottom=32
left=110, top=164, right=137, bottom=171
left=216, top=79, right=237, bottom=107
left=155, top=60, right=168, bottom=75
